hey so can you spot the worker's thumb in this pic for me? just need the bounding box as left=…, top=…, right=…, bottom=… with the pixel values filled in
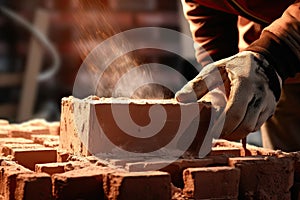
left=176, top=63, right=227, bottom=103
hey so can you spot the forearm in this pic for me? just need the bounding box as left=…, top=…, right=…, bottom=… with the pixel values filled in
left=181, top=0, right=239, bottom=66
left=246, top=2, right=300, bottom=80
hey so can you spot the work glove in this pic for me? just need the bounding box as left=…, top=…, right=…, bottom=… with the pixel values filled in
left=175, top=51, right=282, bottom=140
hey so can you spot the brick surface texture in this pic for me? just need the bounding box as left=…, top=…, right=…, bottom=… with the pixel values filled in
left=0, top=96, right=299, bottom=199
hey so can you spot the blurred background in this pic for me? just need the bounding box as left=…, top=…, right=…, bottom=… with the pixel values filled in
left=0, top=0, right=199, bottom=122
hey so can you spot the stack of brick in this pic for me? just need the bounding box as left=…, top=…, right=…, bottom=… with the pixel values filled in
left=1, top=96, right=300, bottom=199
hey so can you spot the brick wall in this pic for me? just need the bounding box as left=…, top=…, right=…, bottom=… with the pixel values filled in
left=1, top=117, right=300, bottom=199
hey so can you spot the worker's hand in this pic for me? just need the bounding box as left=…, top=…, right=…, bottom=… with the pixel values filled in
left=175, top=51, right=282, bottom=140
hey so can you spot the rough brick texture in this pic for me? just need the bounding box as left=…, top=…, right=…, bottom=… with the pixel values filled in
left=12, top=148, right=57, bottom=171
left=229, top=156, right=294, bottom=199
left=183, top=166, right=240, bottom=199
left=1, top=118, right=300, bottom=200
left=0, top=165, right=32, bottom=200
left=35, top=163, right=67, bottom=175
left=104, top=171, right=171, bottom=200
left=52, top=166, right=111, bottom=200
left=60, top=96, right=212, bottom=157
left=15, top=173, right=52, bottom=200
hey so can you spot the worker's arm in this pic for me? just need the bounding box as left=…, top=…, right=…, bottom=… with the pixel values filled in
left=176, top=2, right=300, bottom=140
left=181, top=0, right=239, bottom=66
left=246, top=2, right=300, bottom=80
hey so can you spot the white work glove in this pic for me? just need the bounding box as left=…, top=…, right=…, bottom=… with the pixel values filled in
left=176, top=51, right=282, bottom=140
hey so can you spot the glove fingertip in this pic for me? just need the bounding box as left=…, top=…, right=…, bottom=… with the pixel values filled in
left=175, top=91, right=194, bottom=103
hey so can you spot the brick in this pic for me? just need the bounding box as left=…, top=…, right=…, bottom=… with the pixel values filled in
left=35, top=162, right=68, bottom=175
left=48, top=122, right=60, bottom=135
left=14, top=173, right=52, bottom=200
left=21, top=119, right=49, bottom=128
left=31, top=134, right=59, bottom=145
left=114, top=12, right=134, bottom=29
left=11, top=126, right=50, bottom=139
left=12, top=148, right=57, bottom=171
left=104, top=171, right=171, bottom=200
left=136, top=12, right=179, bottom=27
left=63, top=161, right=91, bottom=172
left=0, top=138, right=34, bottom=145
left=109, top=158, right=146, bottom=167
left=0, top=165, right=32, bottom=199
left=165, top=158, right=215, bottom=188
left=1, top=143, right=44, bottom=156
left=229, top=156, right=294, bottom=199
left=52, top=166, right=113, bottom=200
left=208, top=146, right=241, bottom=157
left=41, top=0, right=80, bottom=10
left=126, top=160, right=174, bottom=172
left=213, top=139, right=278, bottom=156
left=183, top=166, right=240, bottom=199
left=60, top=96, right=212, bottom=156
left=43, top=140, right=59, bottom=148
left=57, top=150, right=70, bottom=162
left=206, top=155, right=229, bottom=165
left=10, top=129, right=32, bottom=139
left=0, top=156, right=11, bottom=165
left=0, top=131, right=9, bottom=138
left=0, top=119, right=9, bottom=126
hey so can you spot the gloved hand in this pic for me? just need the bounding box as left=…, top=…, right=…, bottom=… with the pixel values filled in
left=176, top=51, right=282, bottom=140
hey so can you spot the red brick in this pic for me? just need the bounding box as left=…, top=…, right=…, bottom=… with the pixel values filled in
left=31, top=134, right=59, bottom=146
left=108, top=158, right=145, bottom=167
left=0, top=165, right=32, bottom=199
left=12, top=148, right=57, bottom=171
left=35, top=163, right=68, bottom=175
left=0, top=156, right=10, bottom=165
left=0, top=120, right=9, bottom=126
left=206, top=154, right=229, bottom=165
left=52, top=166, right=113, bottom=200
left=0, top=138, right=34, bottom=145
left=104, top=171, right=171, bottom=200
left=213, top=139, right=278, bottom=156
left=14, top=173, right=52, bottom=200
left=1, top=143, right=44, bottom=156
left=10, top=129, right=32, bottom=139
left=48, top=122, right=60, bottom=135
left=183, top=166, right=240, bottom=199
left=60, top=96, right=212, bottom=156
left=125, top=158, right=213, bottom=171
left=208, top=146, right=241, bottom=157
left=57, top=150, right=70, bottom=162
left=229, top=156, right=294, bottom=199
left=62, top=161, right=91, bottom=172
left=21, top=119, right=49, bottom=128
left=166, top=158, right=215, bottom=188
left=114, top=12, right=135, bottom=29
left=136, top=12, right=179, bottom=27
left=126, top=160, right=175, bottom=172
left=41, top=0, right=79, bottom=10
left=0, top=131, right=9, bottom=138
left=10, top=126, right=50, bottom=139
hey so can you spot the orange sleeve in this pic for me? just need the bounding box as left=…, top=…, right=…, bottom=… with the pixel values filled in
left=246, top=2, right=300, bottom=80
left=181, top=0, right=239, bottom=67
